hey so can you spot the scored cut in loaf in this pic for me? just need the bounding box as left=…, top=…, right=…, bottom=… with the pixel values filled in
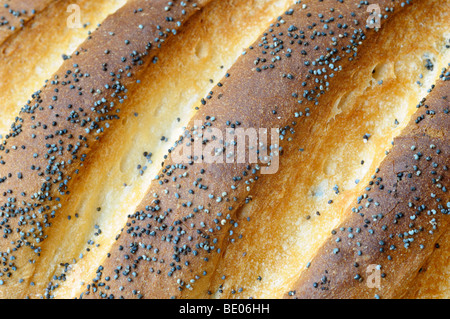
left=0, top=0, right=448, bottom=299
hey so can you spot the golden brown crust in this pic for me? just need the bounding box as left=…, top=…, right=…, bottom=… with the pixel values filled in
left=0, top=0, right=56, bottom=45
left=0, top=0, right=127, bottom=137
left=0, top=0, right=448, bottom=299
left=83, top=0, right=423, bottom=299
left=285, top=78, right=449, bottom=299
left=0, top=0, right=211, bottom=298
left=207, top=0, right=449, bottom=298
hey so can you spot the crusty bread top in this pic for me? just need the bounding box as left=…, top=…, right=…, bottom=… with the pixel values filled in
left=83, top=0, right=419, bottom=299
left=205, top=0, right=449, bottom=298
left=0, top=0, right=55, bottom=45
left=286, top=75, right=449, bottom=299
left=0, top=0, right=210, bottom=297
left=1, top=0, right=447, bottom=299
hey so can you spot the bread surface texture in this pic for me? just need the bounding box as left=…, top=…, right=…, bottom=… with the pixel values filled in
left=209, top=0, right=450, bottom=299
left=0, top=0, right=448, bottom=299
left=286, top=77, right=449, bottom=299
left=83, top=0, right=449, bottom=299
left=0, top=0, right=213, bottom=299
left=0, top=0, right=128, bottom=137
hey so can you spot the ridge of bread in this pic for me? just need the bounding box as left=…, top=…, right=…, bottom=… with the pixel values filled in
left=404, top=228, right=450, bottom=298
left=208, top=0, right=449, bottom=299
left=286, top=75, right=449, bottom=299
left=1, top=0, right=448, bottom=300
left=83, top=0, right=425, bottom=299
left=0, top=0, right=55, bottom=45
left=0, top=0, right=127, bottom=137
left=0, top=0, right=211, bottom=299
left=53, top=0, right=296, bottom=299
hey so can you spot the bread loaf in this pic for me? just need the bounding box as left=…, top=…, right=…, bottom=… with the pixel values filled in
left=0, top=0, right=448, bottom=299
left=0, top=0, right=127, bottom=137
left=0, top=0, right=214, bottom=299
left=285, top=76, right=449, bottom=299
left=208, top=0, right=450, bottom=299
